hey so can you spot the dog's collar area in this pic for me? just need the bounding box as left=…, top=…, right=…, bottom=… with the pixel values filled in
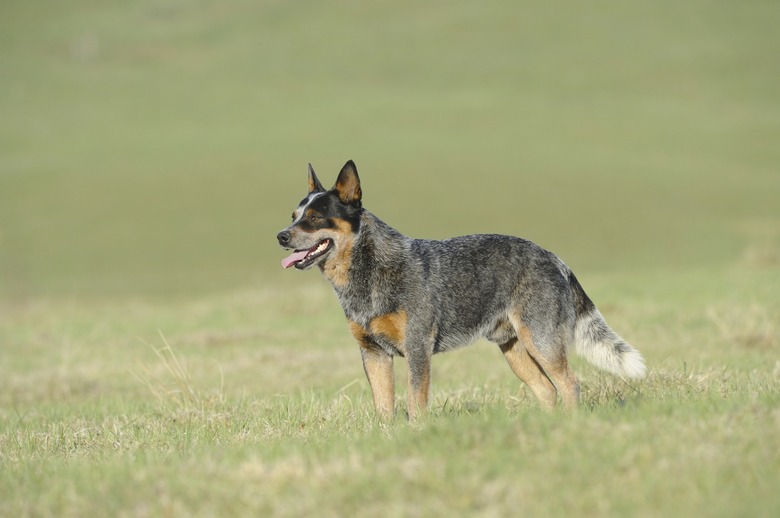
left=281, top=238, right=333, bottom=269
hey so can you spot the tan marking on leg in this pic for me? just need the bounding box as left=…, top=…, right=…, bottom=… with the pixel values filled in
left=369, top=310, right=408, bottom=355
left=500, top=338, right=557, bottom=410
left=349, top=320, right=395, bottom=419
left=361, top=349, right=395, bottom=419
left=508, top=313, right=581, bottom=410
left=407, top=364, right=430, bottom=420
left=551, top=360, right=580, bottom=410
left=404, top=324, right=436, bottom=420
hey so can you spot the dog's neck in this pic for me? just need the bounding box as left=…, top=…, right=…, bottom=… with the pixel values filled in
left=324, top=211, right=411, bottom=318
left=356, top=211, right=408, bottom=263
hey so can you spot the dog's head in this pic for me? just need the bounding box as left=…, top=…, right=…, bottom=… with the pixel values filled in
left=277, top=160, right=362, bottom=275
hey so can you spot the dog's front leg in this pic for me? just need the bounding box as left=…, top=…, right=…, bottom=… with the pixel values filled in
left=360, top=347, right=395, bottom=419
left=406, top=346, right=432, bottom=420
left=350, top=321, right=395, bottom=419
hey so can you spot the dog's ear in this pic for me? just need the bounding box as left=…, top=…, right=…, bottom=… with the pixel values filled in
left=307, top=163, right=326, bottom=193
left=334, top=160, right=362, bottom=206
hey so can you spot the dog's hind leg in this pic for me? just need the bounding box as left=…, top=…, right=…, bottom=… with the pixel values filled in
left=499, top=338, right=557, bottom=410
left=508, top=315, right=580, bottom=409
left=540, top=355, right=580, bottom=410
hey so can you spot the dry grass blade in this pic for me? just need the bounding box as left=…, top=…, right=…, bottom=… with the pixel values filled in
left=133, top=332, right=222, bottom=413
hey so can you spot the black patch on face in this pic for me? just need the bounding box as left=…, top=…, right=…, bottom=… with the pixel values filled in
left=296, top=191, right=362, bottom=233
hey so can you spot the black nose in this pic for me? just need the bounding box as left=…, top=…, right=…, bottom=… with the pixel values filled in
left=277, top=230, right=291, bottom=246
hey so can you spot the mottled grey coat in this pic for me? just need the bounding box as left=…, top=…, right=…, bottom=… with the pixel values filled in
left=278, top=161, right=645, bottom=418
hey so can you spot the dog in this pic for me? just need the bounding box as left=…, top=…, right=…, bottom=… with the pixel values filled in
left=277, top=160, right=645, bottom=419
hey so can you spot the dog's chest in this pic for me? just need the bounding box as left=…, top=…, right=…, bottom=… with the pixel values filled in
left=338, top=287, right=409, bottom=356
left=346, top=311, right=408, bottom=358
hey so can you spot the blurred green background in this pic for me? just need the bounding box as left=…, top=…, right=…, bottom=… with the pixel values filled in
left=2, top=0, right=778, bottom=299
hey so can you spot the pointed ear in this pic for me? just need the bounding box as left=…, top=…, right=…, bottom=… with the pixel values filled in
left=333, top=160, right=362, bottom=206
left=307, top=163, right=325, bottom=193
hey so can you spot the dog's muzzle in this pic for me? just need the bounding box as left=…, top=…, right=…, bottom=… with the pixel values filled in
left=277, top=230, right=291, bottom=247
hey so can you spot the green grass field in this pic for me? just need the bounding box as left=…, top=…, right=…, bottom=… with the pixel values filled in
left=2, top=1, right=779, bottom=516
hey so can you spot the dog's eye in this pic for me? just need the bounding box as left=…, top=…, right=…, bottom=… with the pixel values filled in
left=291, top=213, right=296, bottom=222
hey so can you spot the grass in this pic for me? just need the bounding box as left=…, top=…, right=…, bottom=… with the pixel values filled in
left=2, top=268, right=779, bottom=516
left=1, top=0, right=779, bottom=516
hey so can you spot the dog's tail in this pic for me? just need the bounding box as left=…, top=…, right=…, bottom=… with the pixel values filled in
left=567, top=270, right=646, bottom=379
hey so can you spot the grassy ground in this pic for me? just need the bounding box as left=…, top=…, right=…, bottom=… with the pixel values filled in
left=1, top=267, right=779, bottom=517
left=1, top=0, right=779, bottom=516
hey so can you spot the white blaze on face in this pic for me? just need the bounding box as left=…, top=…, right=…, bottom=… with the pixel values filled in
left=292, top=192, right=326, bottom=224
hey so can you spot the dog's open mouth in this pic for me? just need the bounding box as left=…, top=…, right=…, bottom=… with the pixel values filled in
left=281, top=239, right=333, bottom=270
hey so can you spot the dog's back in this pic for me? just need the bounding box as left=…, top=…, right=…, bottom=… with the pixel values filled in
left=407, top=232, right=575, bottom=353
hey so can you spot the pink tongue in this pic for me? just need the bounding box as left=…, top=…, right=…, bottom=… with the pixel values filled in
left=281, top=249, right=310, bottom=269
